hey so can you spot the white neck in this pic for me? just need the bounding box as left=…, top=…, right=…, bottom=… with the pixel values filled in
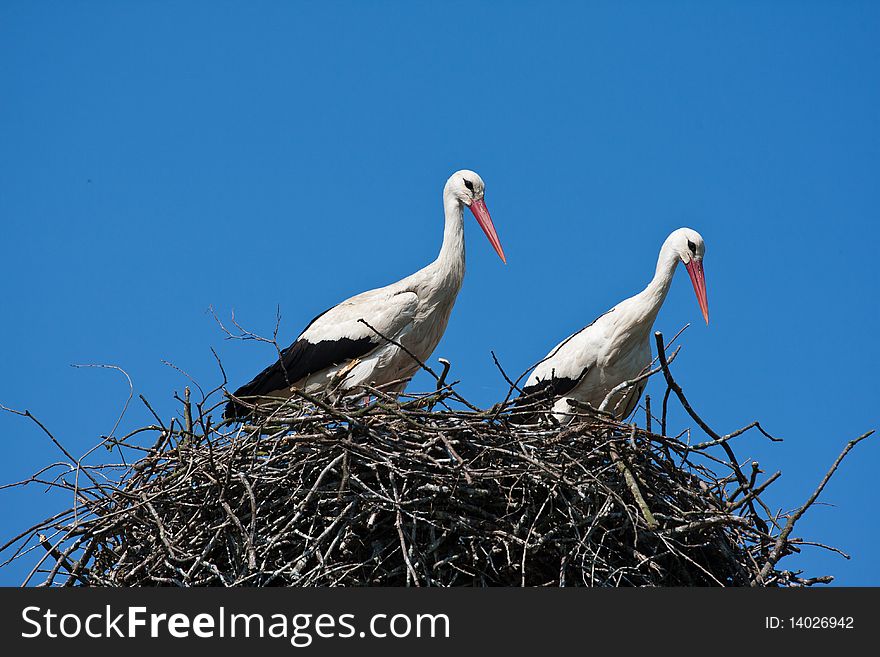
left=629, top=240, right=680, bottom=326
left=432, top=191, right=466, bottom=284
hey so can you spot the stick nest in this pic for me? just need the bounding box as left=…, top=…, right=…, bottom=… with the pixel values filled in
left=4, top=354, right=868, bottom=586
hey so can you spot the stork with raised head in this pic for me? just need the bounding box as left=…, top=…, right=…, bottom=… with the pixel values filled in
left=224, top=170, right=506, bottom=419
left=518, top=227, right=709, bottom=423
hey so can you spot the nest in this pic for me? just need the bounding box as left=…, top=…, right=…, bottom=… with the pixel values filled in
left=1, top=334, right=870, bottom=587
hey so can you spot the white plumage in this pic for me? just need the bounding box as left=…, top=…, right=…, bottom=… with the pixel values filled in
left=225, top=170, right=505, bottom=418
left=520, top=227, right=709, bottom=423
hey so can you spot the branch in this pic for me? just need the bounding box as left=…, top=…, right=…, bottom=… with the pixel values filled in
left=754, top=430, right=874, bottom=585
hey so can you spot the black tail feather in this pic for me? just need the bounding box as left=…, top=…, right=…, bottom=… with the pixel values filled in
left=223, top=396, right=250, bottom=421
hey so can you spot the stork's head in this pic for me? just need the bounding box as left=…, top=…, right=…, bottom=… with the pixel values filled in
left=667, top=227, right=709, bottom=325
left=445, top=169, right=506, bottom=263
left=447, top=169, right=486, bottom=204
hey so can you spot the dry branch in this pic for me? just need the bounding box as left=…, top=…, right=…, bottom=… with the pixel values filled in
left=0, top=347, right=871, bottom=587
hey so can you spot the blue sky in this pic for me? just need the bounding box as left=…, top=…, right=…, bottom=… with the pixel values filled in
left=1, top=1, right=877, bottom=585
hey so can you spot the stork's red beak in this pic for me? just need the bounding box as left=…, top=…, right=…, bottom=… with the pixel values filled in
left=685, top=258, right=709, bottom=325
left=469, top=198, right=506, bottom=263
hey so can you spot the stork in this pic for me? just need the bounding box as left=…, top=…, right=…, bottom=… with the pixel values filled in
left=519, top=227, right=709, bottom=423
left=224, top=170, right=506, bottom=419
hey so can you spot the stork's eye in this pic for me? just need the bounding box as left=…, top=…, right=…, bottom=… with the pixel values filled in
left=463, top=179, right=475, bottom=192
left=687, top=239, right=697, bottom=254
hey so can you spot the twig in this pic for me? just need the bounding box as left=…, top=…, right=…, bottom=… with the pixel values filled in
left=754, top=430, right=874, bottom=585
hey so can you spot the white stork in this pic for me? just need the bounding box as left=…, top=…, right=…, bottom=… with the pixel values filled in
left=519, top=227, right=709, bottom=423
left=224, top=170, right=506, bottom=419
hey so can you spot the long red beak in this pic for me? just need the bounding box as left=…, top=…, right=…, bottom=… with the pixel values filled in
left=469, top=198, right=506, bottom=263
left=685, top=258, right=709, bottom=325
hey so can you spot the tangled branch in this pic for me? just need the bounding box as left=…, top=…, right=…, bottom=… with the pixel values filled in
left=0, top=336, right=871, bottom=587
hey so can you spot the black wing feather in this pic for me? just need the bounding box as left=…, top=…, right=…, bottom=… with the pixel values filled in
left=510, top=368, right=588, bottom=424
left=520, top=370, right=585, bottom=400
left=511, top=308, right=616, bottom=420
left=224, top=306, right=379, bottom=420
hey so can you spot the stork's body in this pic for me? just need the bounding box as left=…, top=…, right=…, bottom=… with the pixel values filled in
left=520, top=228, right=709, bottom=422
left=224, top=170, right=505, bottom=419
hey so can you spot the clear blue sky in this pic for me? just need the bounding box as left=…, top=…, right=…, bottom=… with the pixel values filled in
left=1, top=1, right=877, bottom=585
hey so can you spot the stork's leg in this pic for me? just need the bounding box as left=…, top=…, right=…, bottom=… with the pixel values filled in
left=388, top=379, right=411, bottom=401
